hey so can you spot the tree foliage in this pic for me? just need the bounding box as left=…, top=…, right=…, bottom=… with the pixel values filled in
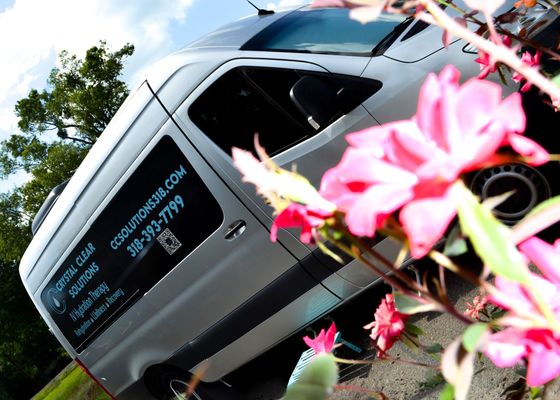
left=0, top=40, right=134, bottom=178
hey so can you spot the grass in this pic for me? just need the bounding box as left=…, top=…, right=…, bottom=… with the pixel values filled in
left=32, top=362, right=111, bottom=400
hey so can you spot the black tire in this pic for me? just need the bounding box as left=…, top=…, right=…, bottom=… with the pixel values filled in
left=144, top=365, right=202, bottom=400
left=144, top=365, right=241, bottom=400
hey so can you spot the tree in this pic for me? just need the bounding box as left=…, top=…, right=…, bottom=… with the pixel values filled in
left=0, top=260, right=67, bottom=399
left=0, top=41, right=134, bottom=397
left=0, top=40, right=134, bottom=178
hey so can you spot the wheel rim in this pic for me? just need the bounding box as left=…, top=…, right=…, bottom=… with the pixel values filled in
left=470, top=164, right=551, bottom=225
left=169, top=378, right=202, bottom=400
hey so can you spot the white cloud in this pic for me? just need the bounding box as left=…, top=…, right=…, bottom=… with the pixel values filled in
left=0, top=0, right=196, bottom=106
left=0, top=0, right=199, bottom=189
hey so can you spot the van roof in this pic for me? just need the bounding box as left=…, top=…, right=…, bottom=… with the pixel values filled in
left=185, top=9, right=293, bottom=50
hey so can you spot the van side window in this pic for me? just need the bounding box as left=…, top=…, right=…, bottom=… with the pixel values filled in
left=39, top=136, right=223, bottom=352
left=189, top=67, right=381, bottom=156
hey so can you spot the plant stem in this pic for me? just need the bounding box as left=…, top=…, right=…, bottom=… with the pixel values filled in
left=329, top=236, right=413, bottom=295
left=421, top=0, right=560, bottom=100
left=351, top=236, right=426, bottom=295
left=429, top=250, right=486, bottom=288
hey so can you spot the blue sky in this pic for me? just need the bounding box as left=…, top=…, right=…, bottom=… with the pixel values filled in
left=0, top=0, right=307, bottom=192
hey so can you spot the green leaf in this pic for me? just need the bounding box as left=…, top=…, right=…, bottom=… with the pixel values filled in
left=418, top=371, right=445, bottom=390
left=529, top=386, right=543, bottom=399
left=425, top=343, right=444, bottom=354
left=331, top=230, right=344, bottom=241
left=512, top=195, right=560, bottom=244
left=462, top=323, right=488, bottom=353
left=394, top=293, right=440, bottom=315
left=443, top=225, right=468, bottom=257
left=401, top=334, right=420, bottom=354
left=439, top=383, right=455, bottom=400
left=284, top=354, right=338, bottom=400
left=453, top=182, right=529, bottom=283
left=316, top=240, right=344, bottom=264
left=405, top=322, right=425, bottom=337
left=489, top=306, right=506, bottom=320
left=552, top=73, right=560, bottom=87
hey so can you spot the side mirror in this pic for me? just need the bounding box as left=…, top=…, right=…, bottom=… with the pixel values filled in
left=32, top=179, right=70, bottom=236
left=290, top=76, right=340, bottom=130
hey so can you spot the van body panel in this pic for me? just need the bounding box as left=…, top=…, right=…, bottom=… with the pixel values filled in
left=46, top=118, right=305, bottom=395
left=19, top=4, right=540, bottom=398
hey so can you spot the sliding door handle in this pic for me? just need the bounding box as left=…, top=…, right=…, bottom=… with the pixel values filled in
left=224, top=220, right=246, bottom=241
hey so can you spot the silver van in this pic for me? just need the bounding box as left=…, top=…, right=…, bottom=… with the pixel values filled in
left=19, top=3, right=559, bottom=399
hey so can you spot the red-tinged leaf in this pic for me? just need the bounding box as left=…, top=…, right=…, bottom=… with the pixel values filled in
left=441, top=337, right=475, bottom=400
left=511, top=196, right=560, bottom=244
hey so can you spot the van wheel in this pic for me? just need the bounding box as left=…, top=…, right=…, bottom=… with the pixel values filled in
left=168, top=377, right=202, bottom=400
left=144, top=365, right=203, bottom=400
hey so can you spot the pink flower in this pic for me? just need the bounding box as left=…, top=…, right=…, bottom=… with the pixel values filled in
left=464, top=295, right=488, bottom=320
left=483, top=237, right=560, bottom=386
left=475, top=35, right=512, bottom=79
left=364, top=294, right=407, bottom=356
left=320, top=65, right=548, bottom=258
left=512, top=51, right=542, bottom=92
left=303, top=322, right=337, bottom=354
left=319, top=146, right=417, bottom=238
left=232, top=144, right=336, bottom=243
left=270, top=203, right=332, bottom=243
left=485, top=328, right=560, bottom=387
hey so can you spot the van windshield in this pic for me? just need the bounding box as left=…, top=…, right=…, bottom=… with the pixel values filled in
left=241, top=8, right=408, bottom=56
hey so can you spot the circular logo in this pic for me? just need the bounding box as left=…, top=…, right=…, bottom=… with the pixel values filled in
left=46, top=288, right=66, bottom=315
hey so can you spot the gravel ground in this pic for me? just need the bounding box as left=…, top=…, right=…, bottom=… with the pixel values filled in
left=327, top=274, right=557, bottom=400
left=235, top=267, right=560, bottom=400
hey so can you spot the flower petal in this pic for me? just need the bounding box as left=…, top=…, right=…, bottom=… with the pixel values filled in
left=519, top=237, right=560, bottom=285
left=345, top=183, right=414, bottom=237
left=483, top=329, right=527, bottom=368
left=526, top=342, right=560, bottom=386
left=400, top=186, right=457, bottom=258
left=507, top=133, right=549, bottom=166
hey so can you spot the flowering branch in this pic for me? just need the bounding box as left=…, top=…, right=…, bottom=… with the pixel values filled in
left=420, top=0, right=560, bottom=100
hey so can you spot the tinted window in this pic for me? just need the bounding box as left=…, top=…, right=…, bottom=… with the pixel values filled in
left=41, top=136, right=223, bottom=351
left=242, top=8, right=407, bottom=55
left=189, top=67, right=381, bottom=156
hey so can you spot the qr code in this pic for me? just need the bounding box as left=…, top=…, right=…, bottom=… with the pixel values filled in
left=157, top=228, right=182, bottom=255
